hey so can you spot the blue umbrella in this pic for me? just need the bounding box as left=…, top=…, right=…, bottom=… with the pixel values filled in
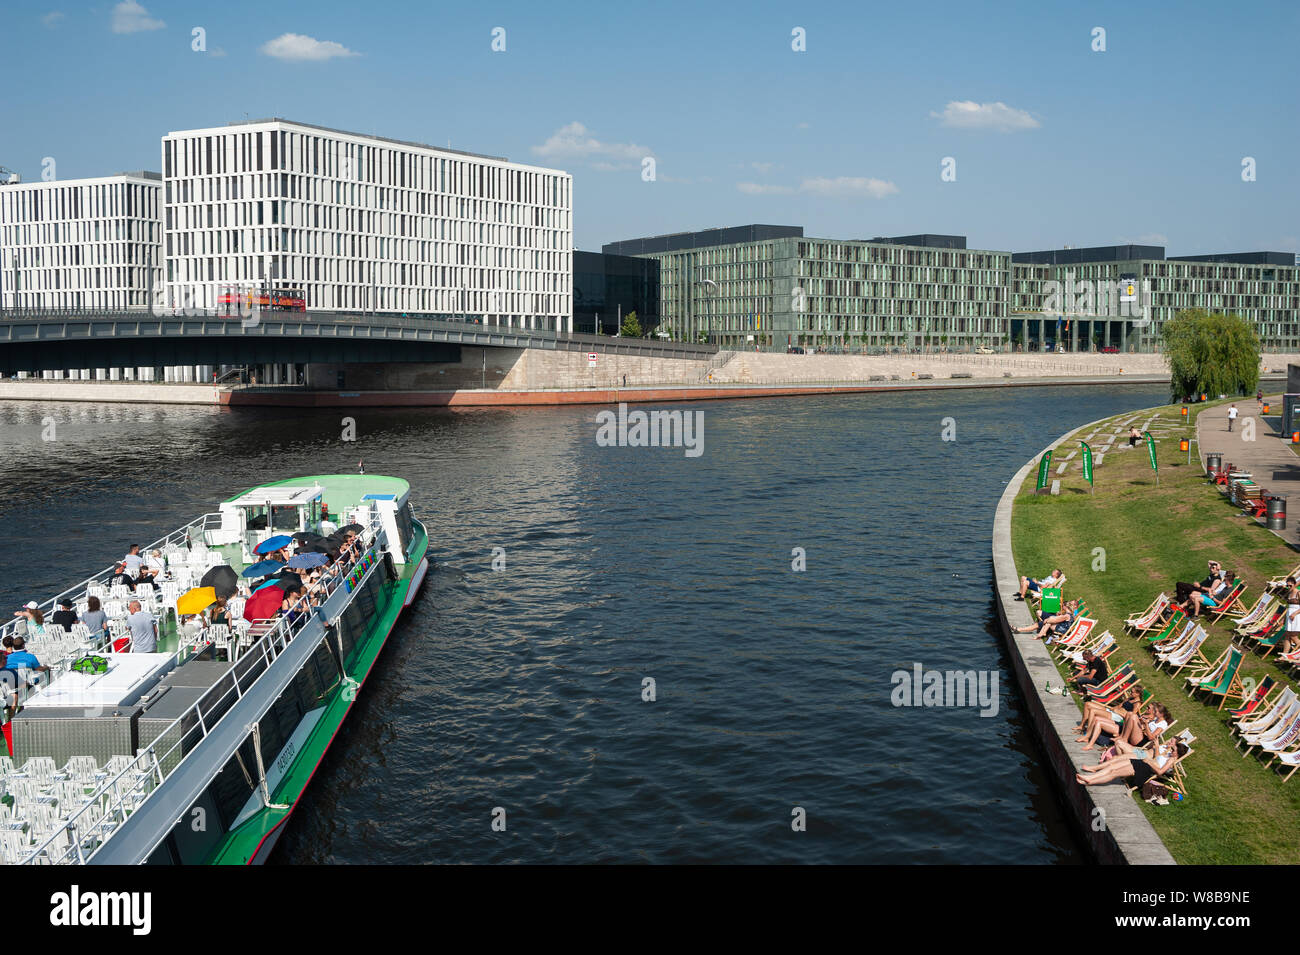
left=242, top=559, right=285, bottom=578
left=287, top=552, right=328, bottom=569
left=254, top=535, right=294, bottom=555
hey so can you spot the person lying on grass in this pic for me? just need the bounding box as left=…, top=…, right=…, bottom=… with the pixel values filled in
left=1074, top=687, right=1142, bottom=750
left=1013, top=599, right=1081, bottom=641
left=1014, top=568, right=1062, bottom=602
left=1075, top=740, right=1188, bottom=789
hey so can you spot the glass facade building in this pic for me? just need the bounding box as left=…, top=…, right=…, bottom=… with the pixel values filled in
left=572, top=251, right=660, bottom=335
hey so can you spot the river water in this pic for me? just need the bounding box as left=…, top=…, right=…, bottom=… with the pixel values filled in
left=0, top=382, right=1168, bottom=863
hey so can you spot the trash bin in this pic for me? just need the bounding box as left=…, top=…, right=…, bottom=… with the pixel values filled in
left=1267, top=496, right=1287, bottom=531
left=1205, top=452, right=1222, bottom=481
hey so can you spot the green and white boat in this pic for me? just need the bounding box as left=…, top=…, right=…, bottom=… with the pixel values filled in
left=2, top=474, right=429, bottom=865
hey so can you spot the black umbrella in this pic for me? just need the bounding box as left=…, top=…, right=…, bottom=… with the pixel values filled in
left=199, top=564, right=239, bottom=599
left=292, top=532, right=322, bottom=546
left=269, top=571, right=304, bottom=592
left=339, top=523, right=365, bottom=535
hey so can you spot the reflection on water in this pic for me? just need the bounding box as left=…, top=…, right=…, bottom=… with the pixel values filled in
left=0, top=383, right=1168, bottom=863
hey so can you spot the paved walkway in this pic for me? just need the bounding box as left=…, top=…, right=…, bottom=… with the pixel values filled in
left=1196, top=396, right=1300, bottom=549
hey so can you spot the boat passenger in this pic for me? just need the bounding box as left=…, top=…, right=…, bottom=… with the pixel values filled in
left=12, top=601, right=46, bottom=638
left=81, top=596, right=109, bottom=642
left=3, top=637, right=50, bottom=675
left=125, top=600, right=159, bottom=653
left=50, top=598, right=79, bottom=631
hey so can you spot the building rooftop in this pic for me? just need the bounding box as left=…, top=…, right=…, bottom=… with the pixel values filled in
left=1012, top=244, right=1166, bottom=265
left=219, top=118, right=508, bottom=163
left=869, top=234, right=967, bottom=250
left=1167, top=251, right=1296, bottom=266
left=603, top=224, right=804, bottom=256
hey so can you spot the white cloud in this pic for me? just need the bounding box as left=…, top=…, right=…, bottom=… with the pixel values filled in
left=42, top=11, right=65, bottom=27
left=750, top=161, right=777, bottom=174
left=260, top=33, right=359, bottom=61
left=800, top=176, right=899, bottom=198
left=531, top=122, right=650, bottom=165
left=739, top=177, right=898, bottom=198
left=737, top=182, right=795, bottom=195
left=111, top=1, right=164, bottom=34
left=931, top=100, right=1039, bottom=132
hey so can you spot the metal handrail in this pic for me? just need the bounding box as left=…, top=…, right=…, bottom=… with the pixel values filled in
left=20, top=514, right=385, bottom=865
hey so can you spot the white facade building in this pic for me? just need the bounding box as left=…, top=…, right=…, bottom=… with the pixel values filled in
left=161, top=118, right=573, bottom=328
left=0, top=172, right=162, bottom=310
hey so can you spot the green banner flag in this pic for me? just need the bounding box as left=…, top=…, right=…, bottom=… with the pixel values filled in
left=1081, top=441, right=1094, bottom=486
left=1143, top=431, right=1157, bottom=471
left=1036, top=449, right=1053, bottom=490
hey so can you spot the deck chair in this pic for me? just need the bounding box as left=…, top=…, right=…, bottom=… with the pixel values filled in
left=1233, top=688, right=1297, bottom=744
left=1206, top=580, right=1248, bottom=623
left=1151, top=619, right=1196, bottom=658
left=1124, top=744, right=1192, bottom=798
left=1237, top=604, right=1282, bottom=640
left=1177, top=637, right=1227, bottom=683
left=1158, top=627, right=1210, bottom=676
left=1248, top=617, right=1286, bottom=658
left=1254, top=711, right=1300, bottom=763
left=1230, top=593, right=1271, bottom=624
left=1240, top=698, right=1300, bottom=757
left=1146, top=610, right=1189, bottom=645
left=1266, top=564, right=1300, bottom=592
left=1050, top=617, right=1096, bottom=656
left=1188, top=644, right=1245, bottom=710
left=1229, top=675, right=1278, bottom=720
left=1125, top=593, right=1170, bottom=634
left=1087, top=662, right=1138, bottom=703
left=1065, top=630, right=1115, bottom=665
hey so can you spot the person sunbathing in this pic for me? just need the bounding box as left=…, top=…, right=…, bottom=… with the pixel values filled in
left=1013, top=599, right=1080, bottom=640
left=1183, top=574, right=1232, bottom=617
left=1074, top=687, right=1141, bottom=750
left=1015, top=568, right=1062, bottom=602
left=1075, top=739, right=1188, bottom=788
left=1174, top=560, right=1223, bottom=603
left=1084, top=703, right=1171, bottom=767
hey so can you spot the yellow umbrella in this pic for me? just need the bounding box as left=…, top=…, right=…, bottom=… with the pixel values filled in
left=176, top=586, right=217, bottom=616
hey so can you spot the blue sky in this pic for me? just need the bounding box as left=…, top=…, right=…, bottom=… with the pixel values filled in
left=3, top=0, right=1297, bottom=256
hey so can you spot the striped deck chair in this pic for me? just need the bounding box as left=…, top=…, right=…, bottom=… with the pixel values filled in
left=1240, top=698, right=1300, bottom=757
left=1205, top=580, right=1248, bottom=623
left=1157, top=626, right=1210, bottom=676
left=1229, top=675, right=1278, bottom=720
left=1087, top=662, right=1138, bottom=704
left=1188, top=644, right=1245, bottom=710
left=1125, top=593, right=1170, bottom=634
left=1233, top=688, right=1297, bottom=745
left=1269, top=749, right=1300, bottom=781
left=1125, top=743, right=1193, bottom=798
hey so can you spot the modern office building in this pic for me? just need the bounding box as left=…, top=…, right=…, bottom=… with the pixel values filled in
left=161, top=118, right=573, bottom=328
left=572, top=250, right=660, bottom=335
left=607, top=225, right=1300, bottom=352
left=0, top=172, right=162, bottom=310
left=605, top=226, right=1010, bottom=350
left=1011, top=245, right=1300, bottom=352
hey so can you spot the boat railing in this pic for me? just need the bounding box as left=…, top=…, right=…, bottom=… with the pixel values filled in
left=20, top=514, right=386, bottom=865
left=0, top=512, right=224, bottom=647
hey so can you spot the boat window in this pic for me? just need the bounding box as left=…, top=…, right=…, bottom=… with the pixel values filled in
left=245, top=505, right=268, bottom=530
left=394, top=502, right=415, bottom=553
left=271, top=505, right=300, bottom=531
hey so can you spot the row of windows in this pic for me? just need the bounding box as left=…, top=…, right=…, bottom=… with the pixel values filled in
left=0, top=182, right=159, bottom=226
left=2, top=220, right=160, bottom=247
left=164, top=128, right=570, bottom=208
left=6, top=241, right=159, bottom=269
left=3, top=264, right=156, bottom=292
left=797, top=242, right=1009, bottom=270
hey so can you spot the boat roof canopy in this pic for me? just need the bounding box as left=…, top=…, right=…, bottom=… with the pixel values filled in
left=226, top=485, right=323, bottom=508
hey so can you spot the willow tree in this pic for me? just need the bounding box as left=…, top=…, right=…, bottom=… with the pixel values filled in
left=1161, top=309, right=1261, bottom=400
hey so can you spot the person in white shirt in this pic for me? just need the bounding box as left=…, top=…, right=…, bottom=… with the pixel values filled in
left=1228, top=404, right=1239, bottom=432
left=1015, top=568, right=1062, bottom=602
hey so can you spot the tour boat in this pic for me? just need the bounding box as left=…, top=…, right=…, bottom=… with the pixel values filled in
left=0, top=475, right=429, bottom=865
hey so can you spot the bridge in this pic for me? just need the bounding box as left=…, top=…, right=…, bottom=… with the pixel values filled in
left=0, top=308, right=718, bottom=376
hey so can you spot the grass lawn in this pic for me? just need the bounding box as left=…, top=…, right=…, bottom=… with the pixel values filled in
left=1011, top=397, right=1300, bottom=864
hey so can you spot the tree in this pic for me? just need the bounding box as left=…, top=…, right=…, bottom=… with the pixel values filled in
left=1162, top=309, right=1260, bottom=400
left=620, top=310, right=643, bottom=338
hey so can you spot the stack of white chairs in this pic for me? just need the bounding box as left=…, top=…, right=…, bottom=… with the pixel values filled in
left=207, top=624, right=231, bottom=659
